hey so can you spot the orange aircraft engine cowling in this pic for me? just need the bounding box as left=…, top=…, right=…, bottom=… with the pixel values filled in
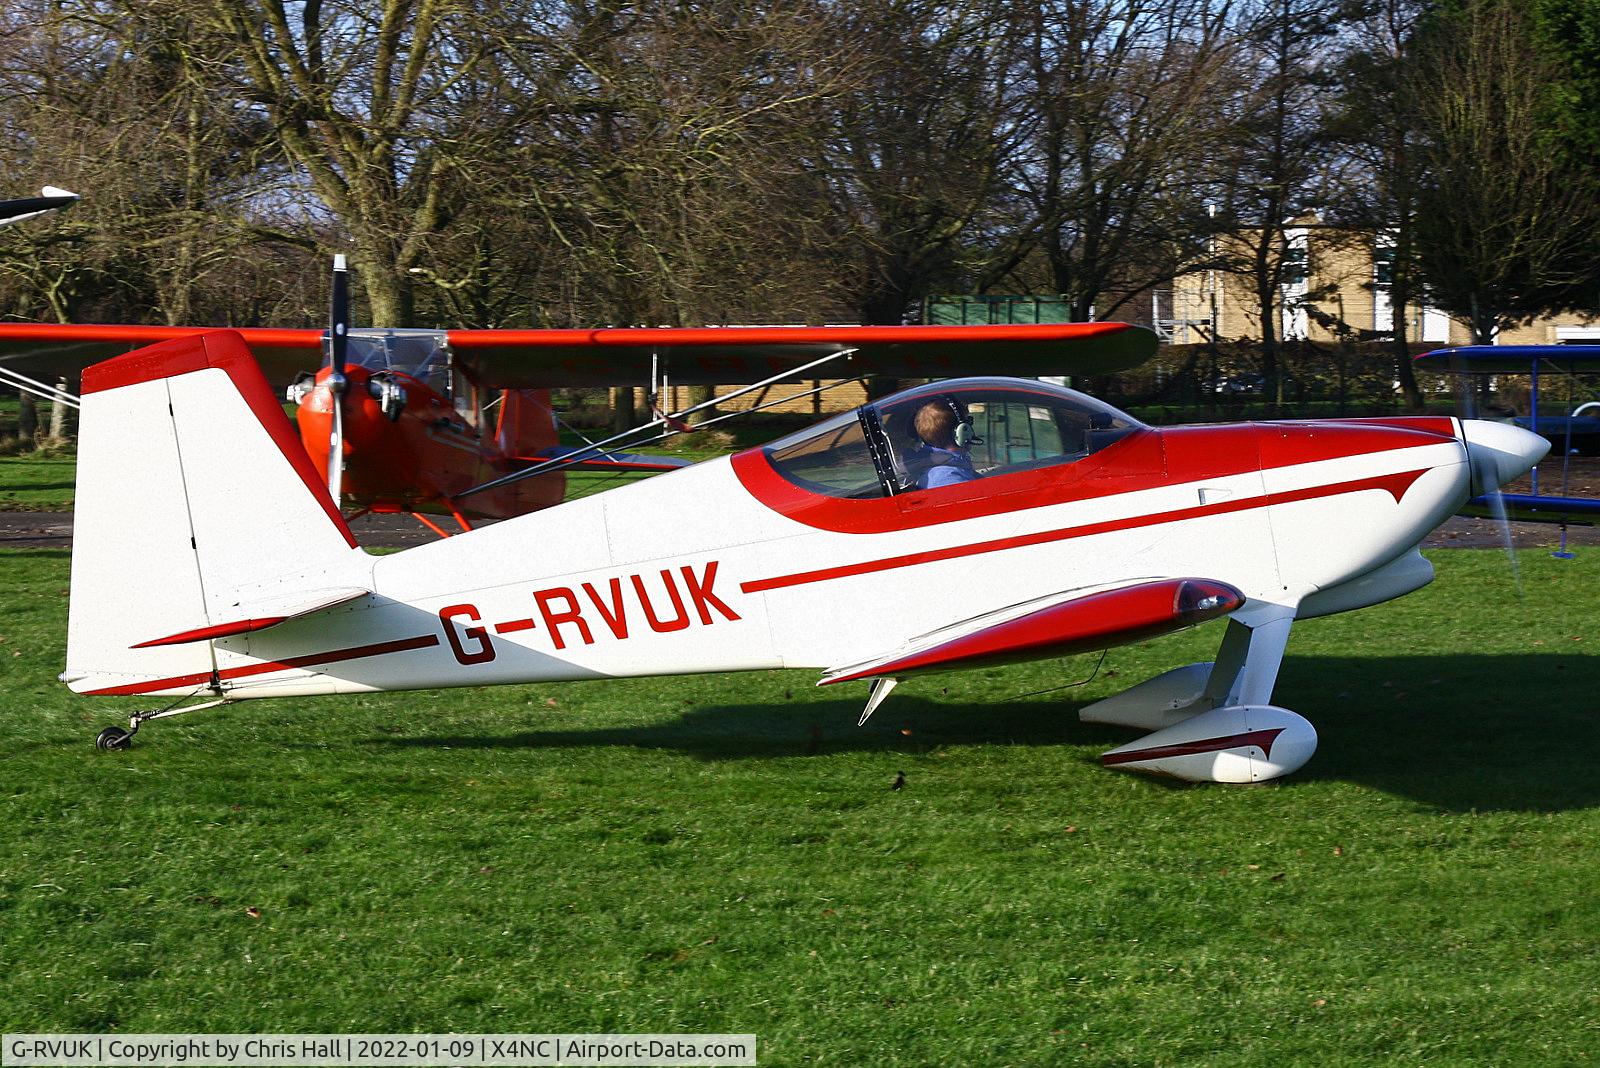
left=296, top=365, right=565, bottom=520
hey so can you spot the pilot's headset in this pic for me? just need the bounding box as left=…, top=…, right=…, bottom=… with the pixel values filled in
left=942, top=394, right=982, bottom=448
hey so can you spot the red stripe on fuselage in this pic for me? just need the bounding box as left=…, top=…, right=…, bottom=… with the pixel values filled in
left=740, top=469, right=1428, bottom=594
left=84, top=634, right=440, bottom=696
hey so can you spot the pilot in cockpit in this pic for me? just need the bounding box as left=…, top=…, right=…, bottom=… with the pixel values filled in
left=909, top=400, right=979, bottom=489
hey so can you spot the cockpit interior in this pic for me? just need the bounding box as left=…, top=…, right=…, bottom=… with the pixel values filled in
left=764, top=377, right=1144, bottom=499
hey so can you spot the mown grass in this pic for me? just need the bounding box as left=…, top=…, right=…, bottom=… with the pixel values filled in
left=0, top=455, right=77, bottom=510
left=1, top=549, right=1597, bottom=1064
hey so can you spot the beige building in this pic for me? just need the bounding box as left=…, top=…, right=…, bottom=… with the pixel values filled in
left=1162, top=221, right=1600, bottom=348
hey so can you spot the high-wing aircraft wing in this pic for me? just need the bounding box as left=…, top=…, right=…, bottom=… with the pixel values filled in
left=1416, top=344, right=1600, bottom=526
left=0, top=320, right=1155, bottom=389
left=444, top=322, right=1155, bottom=387
left=0, top=323, right=322, bottom=386
left=1413, top=344, right=1600, bottom=374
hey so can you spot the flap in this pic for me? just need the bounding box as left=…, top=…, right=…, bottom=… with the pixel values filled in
left=819, top=577, right=1243, bottom=685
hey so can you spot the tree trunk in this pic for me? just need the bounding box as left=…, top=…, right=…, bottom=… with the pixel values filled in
left=686, top=384, right=716, bottom=425
left=48, top=381, right=70, bottom=440
left=356, top=251, right=416, bottom=327
left=1257, top=274, right=1280, bottom=417
left=18, top=393, right=38, bottom=445
left=1389, top=302, right=1422, bottom=411
left=611, top=385, right=636, bottom=434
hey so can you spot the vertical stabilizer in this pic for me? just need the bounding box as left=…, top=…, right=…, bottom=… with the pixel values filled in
left=64, top=330, right=366, bottom=696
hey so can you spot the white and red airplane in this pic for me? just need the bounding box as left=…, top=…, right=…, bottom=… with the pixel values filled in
left=64, top=326, right=1545, bottom=782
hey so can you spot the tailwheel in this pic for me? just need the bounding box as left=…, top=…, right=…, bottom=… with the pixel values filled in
left=95, top=725, right=132, bottom=751
left=91, top=695, right=232, bottom=751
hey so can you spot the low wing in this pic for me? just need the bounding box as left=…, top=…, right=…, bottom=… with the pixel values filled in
left=819, top=577, right=1243, bottom=685
left=447, top=322, right=1156, bottom=387
left=0, top=320, right=1155, bottom=390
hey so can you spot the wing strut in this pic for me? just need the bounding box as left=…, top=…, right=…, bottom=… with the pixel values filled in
left=453, top=347, right=856, bottom=500
left=0, top=366, right=80, bottom=409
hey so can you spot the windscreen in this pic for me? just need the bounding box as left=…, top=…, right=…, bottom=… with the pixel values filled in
left=763, top=411, right=884, bottom=498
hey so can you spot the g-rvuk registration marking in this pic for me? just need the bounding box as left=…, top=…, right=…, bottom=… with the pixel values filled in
left=438, top=561, right=741, bottom=664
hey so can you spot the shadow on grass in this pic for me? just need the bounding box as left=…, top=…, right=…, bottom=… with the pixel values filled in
left=376, top=694, right=1129, bottom=758
left=376, top=653, right=1600, bottom=813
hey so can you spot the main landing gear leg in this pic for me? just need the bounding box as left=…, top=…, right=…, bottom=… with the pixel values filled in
left=1093, top=606, right=1318, bottom=783
left=94, top=696, right=232, bottom=751
left=1203, top=611, right=1294, bottom=709
left=1079, top=608, right=1296, bottom=731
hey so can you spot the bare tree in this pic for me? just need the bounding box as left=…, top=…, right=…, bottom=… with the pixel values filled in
left=481, top=1, right=861, bottom=328
left=0, top=1, right=317, bottom=330
left=167, top=0, right=522, bottom=325
left=1409, top=0, right=1600, bottom=343
left=1326, top=0, right=1427, bottom=409
left=1214, top=0, right=1345, bottom=411
left=979, top=0, right=1239, bottom=323
left=812, top=0, right=1017, bottom=327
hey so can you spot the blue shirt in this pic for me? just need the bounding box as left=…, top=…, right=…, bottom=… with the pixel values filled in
left=914, top=445, right=978, bottom=489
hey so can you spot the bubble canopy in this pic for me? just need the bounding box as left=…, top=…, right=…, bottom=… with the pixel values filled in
left=762, top=376, right=1145, bottom=500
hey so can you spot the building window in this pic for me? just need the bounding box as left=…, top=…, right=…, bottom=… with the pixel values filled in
left=1373, top=246, right=1395, bottom=287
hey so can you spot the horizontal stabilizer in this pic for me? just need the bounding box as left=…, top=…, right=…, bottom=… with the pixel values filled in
left=0, top=186, right=79, bottom=228
left=132, top=588, right=369, bottom=648
left=819, top=577, right=1243, bottom=686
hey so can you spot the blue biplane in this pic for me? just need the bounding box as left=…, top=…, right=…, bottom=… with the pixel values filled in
left=1415, top=345, right=1600, bottom=531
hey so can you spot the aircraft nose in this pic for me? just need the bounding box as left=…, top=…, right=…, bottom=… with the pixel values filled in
left=1461, top=419, right=1549, bottom=495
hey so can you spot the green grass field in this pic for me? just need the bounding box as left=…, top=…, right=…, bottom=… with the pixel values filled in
left=0, top=456, right=76, bottom=511
left=2, top=549, right=1597, bottom=1064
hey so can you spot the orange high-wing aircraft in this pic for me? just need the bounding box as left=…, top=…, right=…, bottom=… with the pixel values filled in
left=0, top=288, right=1153, bottom=529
